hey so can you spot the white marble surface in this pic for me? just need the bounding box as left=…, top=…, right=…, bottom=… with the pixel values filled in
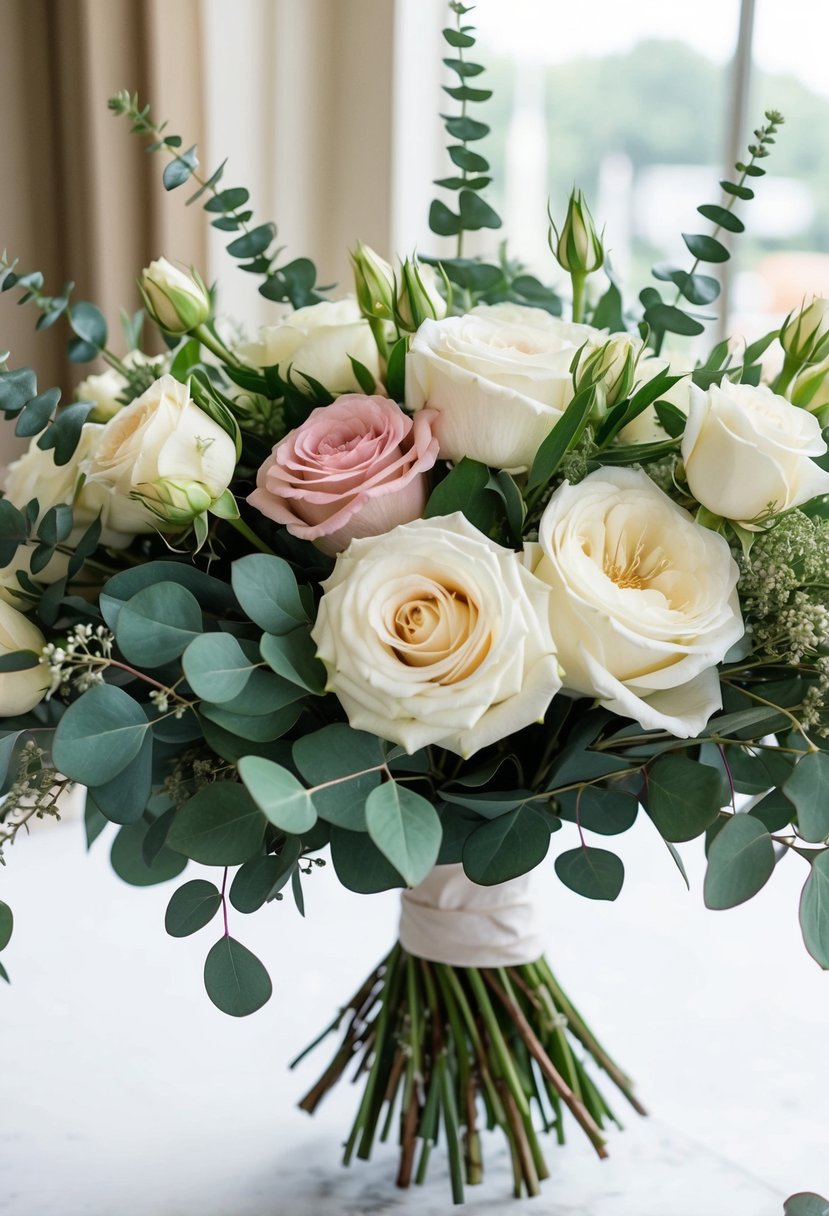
left=2, top=803, right=828, bottom=1215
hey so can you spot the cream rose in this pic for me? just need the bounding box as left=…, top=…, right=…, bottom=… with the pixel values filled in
left=248, top=395, right=439, bottom=555
left=76, top=351, right=164, bottom=423
left=140, top=258, right=211, bottom=335
left=311, top=513, right=561, bottom=756
left=237, top=299, right=381, bottom=394
left=528, top=467, right=744, bottom=737
left=681, top=380, right=829, bottom=524
left=0, top=601, right=48, bottom=715
left=406, top=303, right=602, bottom=472
left=84, top=374, right=237, bottom=532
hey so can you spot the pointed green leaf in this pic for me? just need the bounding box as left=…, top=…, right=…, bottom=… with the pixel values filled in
left=0, top=900, right=12, bottom=951
left=238, top=756, right=317, bottom=834
left=365, top=782, right=441, bottom=887
left=682, top=233, right=730, bottom=263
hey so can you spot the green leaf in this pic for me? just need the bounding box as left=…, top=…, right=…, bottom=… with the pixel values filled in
left=365, top=782, right=441, bottom=887
left=554, top=847, right=625, bottom=901
left=442, top=58, right=485, bottom=79
left=448, top=145, right=489, bottom=172
left=720, top=180, right=753, bottom=201
left=0, top=651, right=41, bottom=673
left=167, top=783, right=266, bottom=865
left=183, top=632, right=258, bottom=702
left=556, top=785, right=638, bottom=836
left=293, top=724, right=383, bottom=831
left=260, top=628, right=325, bottom=694
left=348, top=355, right=376, bottom=395
left=682, top=233, right=730, bottom=263
left=441, top=788, right=534, bottom=819
left=799, top=851, right=829, bottom=968
left=0, top=960, right=8, bottom=983
left=527, top=387, right=595, bottom=490
left=231, top=553, right=308, bottom=635
left=238, top=756, right=317, bottom=835
left=229, top=852, right=296, bottom=913
left=84, top=798, right=108, bottom=849
left=100, top=560, right=236, bottom=632
left=784, top=1194, right=829, bottom=1216
left=199, top=700, right=301, bottom=743
left=424, top=457, right=499, bottom=533
left=110, top=819, right=187, bottom=887
left=0, top=367, right=37, bottom=413
left=165, top=879, right=222, bottom=937
left=116, top=582, right=203, bottom=666
left=429, top=199, right=461, bottom=238
left=162, top=145, right=198, bottom=190
left=643, top=303, right=705, bottom=338
left=727, top=745, right=794, bottom=795
left=654, top=401, right=687, bottom=438
left=0, top=900, right=12, bottom=952
left=386, top=336, right=408, bottom=402
left=697, top=203, right=744, bottom=233
left=37, top=402, right=94, bottom=465
left=329, top=825, right=405, bottom=892
left=443, top=85, right=492, bottom=103
left=442, top=27, right=475, bottom=48
left=52, top=684, right=149, bottom=786
left=69, top=302, right=107, bottom=349
left=652, top=264, right=720, bottom=306
left=645, top=755, right=723, bottom=842
left=204, top=187, right=250, bottom=212
left=37, top=503, right=73, bottom=546
left=748, top=789, right=795, bottom=833
left=441, top=115, right=489, bottom=141
left=462, top=806, right=552, bottom=885
left=86, top=733, right=153, bottom=825
left=703, top=814, right=775, bottom=909
left=16, top=387, right=59, bottom=437
left=226, top=223, right=275, bottom=259
left=458, top=189, right=501, bottom=231
left=784, top=752, right=829, bottom=843
left=203, top=936, right=272, bottom=1017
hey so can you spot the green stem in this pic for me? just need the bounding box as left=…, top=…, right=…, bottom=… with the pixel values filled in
left=571, top=271, right=587, bottom=324
left=227, top=516, right=274, bottom=555
left=193, top=323, right=241, bottom=367
left=771, top=351, right=801, bottom=398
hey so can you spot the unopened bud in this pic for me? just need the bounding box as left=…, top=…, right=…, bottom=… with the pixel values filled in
left=549, top=190, right=604, bottom=276
left=351, top=242, right=395, bottom=322
left=780, top=296, right=829, bottom=367
left=139, top=258, right=211, bottom=335
left=395, top=258, right=449, bottom=331
left=573, top=335, right=639, bottom=407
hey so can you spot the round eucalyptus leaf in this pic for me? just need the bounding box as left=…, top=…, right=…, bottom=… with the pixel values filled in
left=203, top=936, right=272, bottom=1017
left=703, top=814, right=775, bottom=910
left=784, top=1193, right=829, bottom=1216
left=799, top=851, right=829, bottom=969
left=231, top=554, right=308, bottom=636
left=166, top=783, right=267, bottom=866
left=165, top=879, right=222, bottom=938
left=645, top=756, right=722, bottom=842
left=238, top=756, right=317, bottom=835
left=229, top=853, right=294, bottom=914
left=365, top=782, right=441, bottom=888
left=784, top=752, right=829, bottom=843
left=183, top=632, right=258, bottom=702
left=0, top=900, right=13, bottom=951
left=116, top=582, right=203, bottom=666
left=463, top=806, right=552, bottom=885
left=110, top=820, right=188, bottom=887
left=52, top=684, right=150, bottom=786
left=554, top=846, right=624, bottom=901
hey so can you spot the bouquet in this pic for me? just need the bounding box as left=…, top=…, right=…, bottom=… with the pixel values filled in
left=2, top=5, right=829, bottom=1204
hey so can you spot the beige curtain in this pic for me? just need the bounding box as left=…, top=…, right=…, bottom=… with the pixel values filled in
left=0, top=0, right=206, bottom=434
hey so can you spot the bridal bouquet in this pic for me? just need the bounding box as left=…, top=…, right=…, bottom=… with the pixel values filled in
left=2, top=5, right=828, bottom=1203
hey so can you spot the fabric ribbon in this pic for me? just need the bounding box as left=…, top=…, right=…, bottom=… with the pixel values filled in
left=398, top=863, right=544, bottom=967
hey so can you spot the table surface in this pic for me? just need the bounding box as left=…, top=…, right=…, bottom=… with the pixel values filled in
left=2, top=797, right=827, bottom=1216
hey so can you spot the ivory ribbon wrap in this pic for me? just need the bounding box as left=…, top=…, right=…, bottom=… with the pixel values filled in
left=398, top=863, right=544, bottom=967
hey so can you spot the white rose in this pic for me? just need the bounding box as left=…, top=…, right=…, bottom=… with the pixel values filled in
left=237, top=299, right=381, bottom=394
left=681, top=380, right=829, bottom=524
left=618, top=355, right=691, bottom=445
left=528, top=467, right=744, bottom=737
left=76, top=367, right=127, bottom=423
left=85, top=374, right=237, bottom=532
left=406, top=303, right=603, bottom=472
left=311, top=513, right=561, bottom=757
left=0, top=600, right=48, bottom=715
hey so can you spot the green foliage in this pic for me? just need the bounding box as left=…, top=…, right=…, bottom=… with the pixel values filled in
left=641, top=110, right=783, bottom=352
left=167, top=783, right=267, bottom=865
left=116, top=583, right=203, bottom=666
left=0, top=900, right=12, bottom=952
left=165, top=879, right=222, bottom=937
left=109, top=91, right=324, bottom=308
left=783, top=753, right=829, bottom=843
left=259, top=628, right=326, bottom=694
left=0, top=364, right=91, bottom=467
left=110, top=818, right=187, bottom=887
left=527, top=387, right=595, bottom=491
left=785, top=1194, right=829, bottom=1216
left=462, top=805, right=554, bottom=885
left=429, top=7, right=501, bottom=255
left=183, top=632, right=258, bottom=702
left=554, top=847, right=625, bottom=901
left=799, top=851, right=829, bottom=968
left=292, top=724, right=384, bottom=831
left=229, top=850, right=297, bottom=913
left=365, top=782, right=442, bottom=887
left=645, top=755, right=722, bottom=842
left=238, top=756, right=317, bottom=835
left=703, top=814, right=775, bottom=909
left=230, top=553, right=309, bottom=636
left=52, top=684, right=150, bottom=787
left=203, top=936, right=272, bottom=1016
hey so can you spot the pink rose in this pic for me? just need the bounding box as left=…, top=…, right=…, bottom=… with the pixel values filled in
left=248, top=395, right=439, bottom=554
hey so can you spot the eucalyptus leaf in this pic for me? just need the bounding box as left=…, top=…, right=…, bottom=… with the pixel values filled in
left=116, top=582, right=203, bottom=666
left=238, top=756, right=317, bottom=835
left=365, top=782, right=441, bottom=887
left=645, top=756, right=722, bottom=842
left=167, top=783, right=266, bottom=865
left=231, top=553, right=308, bottom=635
left=463, top=806, right=553, bottom=886
left=165, top=879, right=222, bottom=937
left=703, top=814, right=775, bottom=909
left=52, top=684, right=150, bottom=786
left=554, top=847, right=624, bottom=901
left=799, top=851, right=829, bottom=969
left=784, top=753, right=829, bottom=843
left=203, top=936, right=272, bottom=1017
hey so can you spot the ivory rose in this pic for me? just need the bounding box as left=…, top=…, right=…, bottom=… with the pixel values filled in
left=84, top=374, right=237, bottom=532
left=406, top=303, right=602, bottom=472
left=681, top=380, right=829, bottom=524
left=237, top=299, right=381, bottom=394
left=248, top=395, right=439, bottom=555
left=311, top=513, right=561, bottom=756
left=0, top=600, right=48, bottom=715
left=527, top=467, right=744, bottom=737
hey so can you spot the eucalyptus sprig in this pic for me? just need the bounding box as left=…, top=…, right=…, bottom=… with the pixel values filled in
left=429, top=3, right=501, bottom=258
left=108, top=91, right=325, bottom=309
left=643, top=109, right=785, bottom=353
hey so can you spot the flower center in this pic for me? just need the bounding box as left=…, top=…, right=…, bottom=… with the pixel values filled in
left=387, top=585, right=488, bottom=683
left=602, top=534, right=670, bottom=591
